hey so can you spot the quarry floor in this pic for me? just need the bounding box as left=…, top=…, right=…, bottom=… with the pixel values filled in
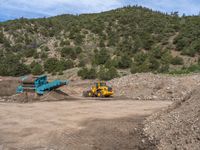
left=0, top=100, right=171, bottom=150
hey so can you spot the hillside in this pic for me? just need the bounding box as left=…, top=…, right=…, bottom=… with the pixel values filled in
left=0, top=6, right=200, bottom=78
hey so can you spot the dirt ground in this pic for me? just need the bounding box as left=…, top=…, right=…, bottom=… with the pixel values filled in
left=1, top=73, right=200, bottom=149
left=0, top=77, right=19, bottom=96
left=0, top=100, right=171, bottom=150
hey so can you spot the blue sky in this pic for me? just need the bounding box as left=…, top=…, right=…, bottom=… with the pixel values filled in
left=0, top=0, right=200, bottom=21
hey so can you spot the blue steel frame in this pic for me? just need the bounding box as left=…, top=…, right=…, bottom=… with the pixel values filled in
left=16, top=75, right=68, bottom=95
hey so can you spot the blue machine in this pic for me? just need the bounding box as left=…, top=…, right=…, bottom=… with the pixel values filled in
left=16, top=75, right=68, bottom=95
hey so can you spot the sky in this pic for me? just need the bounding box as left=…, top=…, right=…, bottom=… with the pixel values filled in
left=0, top=0, right=200, bottom=21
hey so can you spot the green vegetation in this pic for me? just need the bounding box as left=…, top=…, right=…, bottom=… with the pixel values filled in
left=171, top=56, right=184, bottom=65
left=78, top=66, right=119, bottom=81
left=131, top=48, right=172, bottom=73
left=117, top=54, right=132, bottom=69
left=77, top=67, right=97, bottom=79
left=93, top=49, right=110, bottom=65
left=0, top=53, right=30, bottom=76
left=98, top=66, right=119, bottom=80
left=169, top=64, right=200, bottom=75
left=44, top=58, right=74, bottom=74
left=0, top=6, right=200, bottom=78
left=31, top=63, right=43, bottom=75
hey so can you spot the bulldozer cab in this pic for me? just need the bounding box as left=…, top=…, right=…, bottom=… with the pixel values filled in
left=96, top=82, right=106, bottom=88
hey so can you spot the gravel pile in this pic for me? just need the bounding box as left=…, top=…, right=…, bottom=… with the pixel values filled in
left=1, top=93, right=39, bottom=103
left=110, top=73, right=200, bottom=101
left=143, top=86, right=200, bottom=150
left=1, top=90, right=73, bottom=103
left=0, top=77, right=19, bottom=96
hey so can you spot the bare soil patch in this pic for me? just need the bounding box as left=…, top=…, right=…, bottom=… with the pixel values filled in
left=0, top=100, right=171, bottom=149
left=1, top=73, right=200, bottom=149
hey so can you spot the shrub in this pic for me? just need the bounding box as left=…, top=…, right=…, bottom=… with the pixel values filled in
left=75, top=47, right=82, bottom=54
left=0, top=32, right=4, bottom=43
left=60, top=40, right=70, bottom=46
left=77, top=67, right=88, bottom=79
left=175, top=37, right=189, bottom=51
left=0, top=54, right=31, bottom=76
left=169, top=65, right=200, bottom=74
left=93, top=49, right=110, bottom=65
left=78, top=67, right=97, bottom=79
left=43, top=46, right=50, bottom=52
left=117, top=54, right=132, bottom=69
left=130, top=63, right=138, bottom=74
left=106, top=67, right=119, bottom=80
left=31, top=63, right=43, bottom=75
left=58, top=71, right=64, bottom=75
left=74, top=34, right=84, bottom=45
left=3, top=38, right=11, bottom=48
left=62, top=59, right=74, bottom=70
left=99, top=40, right=105, bottom=47
left=24, top=49, right=36, bottom=58
left=187, top=64, right=200, bottom=72
left=44, top=58, right=59, bottom=73
left=61, top=47, right=76, bottom=59
left=131, top=61, right=150, bottom=74
left=98, top=66, right=119, bottom=80
left=171, top=56, right=184, bottom=65
left=98, top=66, right=107, bottom=80
left=105, top=58, right=119, bottom=68
left=78, top=59, right=86, bottom=67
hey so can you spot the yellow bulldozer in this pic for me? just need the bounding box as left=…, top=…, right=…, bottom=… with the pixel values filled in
left=83, top=81, right=114, bottom=97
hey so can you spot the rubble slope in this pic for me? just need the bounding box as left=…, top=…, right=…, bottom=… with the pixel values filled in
left=110, top=73, right=200, bottom=101
left=144, top=86, right=200, bottom=150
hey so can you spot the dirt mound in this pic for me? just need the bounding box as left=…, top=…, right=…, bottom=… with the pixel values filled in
left=0, top=77, right=19, bottom=96
left=144, top=86, right=200, bottom=150
left=1, top=89, right=77, bottom=103
left=110, top=73, right=200, bottom=101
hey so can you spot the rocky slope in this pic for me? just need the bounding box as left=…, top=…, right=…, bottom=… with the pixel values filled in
left=110, top=73, right=200, bottom=101
left=144, top=86, right=200, bottom=150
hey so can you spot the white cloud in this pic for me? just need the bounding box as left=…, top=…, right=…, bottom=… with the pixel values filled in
left=0, top=0, right=123, bottom=16
left=0, top=0, right=199, bottom=21
left=134, top=0, right=200, bottom=15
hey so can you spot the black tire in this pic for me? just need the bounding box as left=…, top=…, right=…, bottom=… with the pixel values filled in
left=83, top=90, right=93, bottom=97
left=83, top=91, right=89, bottom=97
left=97, top=91, right=104, bottom=97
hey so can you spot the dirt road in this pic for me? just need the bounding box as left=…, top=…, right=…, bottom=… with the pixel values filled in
left=0, top=100, right=171, bottom=150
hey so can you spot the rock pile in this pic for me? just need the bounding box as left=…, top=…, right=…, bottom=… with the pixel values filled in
left=143, top=86, right=200, bottom=150
left=110, top=73, right=200, bottom=101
